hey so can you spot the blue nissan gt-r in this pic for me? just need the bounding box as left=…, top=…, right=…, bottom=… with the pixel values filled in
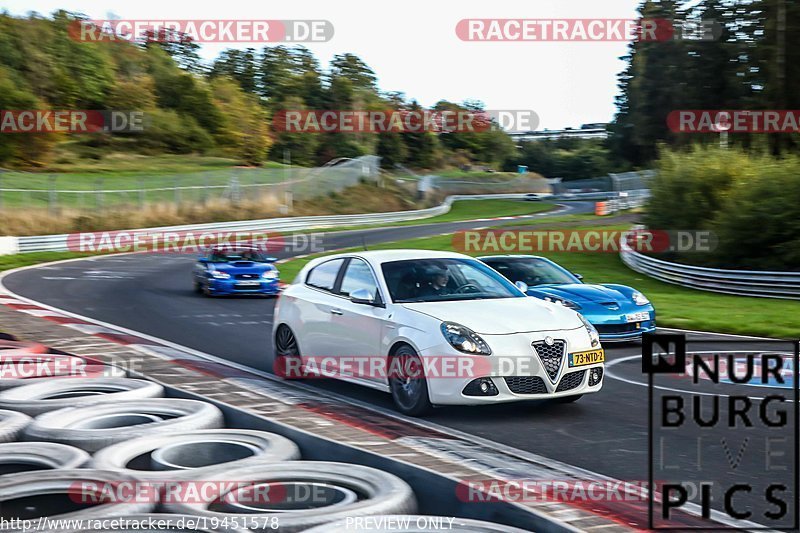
left=480, top=255, right=656, bottom=342
left=193, top=245, right=280, bottom=297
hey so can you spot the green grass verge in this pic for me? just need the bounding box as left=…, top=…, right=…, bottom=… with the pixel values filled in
left=425, top=199, right=555, bottom=223
left=277, top=225, right=800, bottom=339
left=16, top=152, right=287, bottom=174
left=0, top=153, right=296, bottom=208
left=435, top=170, right=532, bottom=180
left=312, top=200, right=557, bottom=234
left=0, top=252, right=90, bottom=273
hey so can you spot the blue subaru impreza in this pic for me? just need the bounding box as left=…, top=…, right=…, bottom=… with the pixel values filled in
left=193, top=245, right=280, bottom=297
left=480, top=255, right=656, bottom=342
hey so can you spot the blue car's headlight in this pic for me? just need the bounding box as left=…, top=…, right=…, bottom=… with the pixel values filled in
left=441, top=322, right=491, bottom=355
left=262, top=270, right=279, bottom=280
left=544, top=295, right=581, bottom=310
left=632, top=291, right=650, bottom=306
left=210, top=271, right=230, bottom=279
left=578, top=313, right=600, bottom=348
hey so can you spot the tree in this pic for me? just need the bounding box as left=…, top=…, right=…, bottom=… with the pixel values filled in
left=210, top=48, right=257, bottom=94
left=329, top=53, right=377, bottom=93
left=210, top=77, right=272, bottom=164
left=0, top=67, right=56, bottom=165
left=377, top=131, right=408, bottom=169
left=403, top=101, right=440, bottom=168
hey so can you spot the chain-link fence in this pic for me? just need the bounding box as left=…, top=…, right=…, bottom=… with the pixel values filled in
left=548, top=170, right=654, bottom=195
left=429, top=174, right=551, bottom=195
left=0, top=156, right=381, bottom=213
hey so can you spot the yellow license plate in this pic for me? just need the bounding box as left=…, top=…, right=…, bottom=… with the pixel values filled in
left=569, top=349, right=605, bottom=367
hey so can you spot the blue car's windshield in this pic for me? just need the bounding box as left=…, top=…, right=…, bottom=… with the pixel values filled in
left=482, top=257, right=580, bottom=286
left=381, top=258, right=524, bottom=303
left=208, top=249, right=268, bottom=263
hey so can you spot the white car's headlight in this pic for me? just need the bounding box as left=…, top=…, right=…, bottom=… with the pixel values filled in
left=262, top=270, right=279, bottom=279
left=544, top=295, right=581, bottom=310
left=632, top=291, right=650, bottom=306
left=578, top=313, right=600, bottom=348
left=210, top=270, right=231, bottom=279
left=441, top=322, right=491, bottom=355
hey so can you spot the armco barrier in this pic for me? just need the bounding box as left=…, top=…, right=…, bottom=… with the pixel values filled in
left=5, top=191, right=637, bottom=255
left=5, top=193, right=532, bottom=255
left=620, top=239, right=800, bottom=300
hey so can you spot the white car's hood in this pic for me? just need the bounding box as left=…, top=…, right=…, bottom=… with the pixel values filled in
left=401, top=297, right=583, bottom=334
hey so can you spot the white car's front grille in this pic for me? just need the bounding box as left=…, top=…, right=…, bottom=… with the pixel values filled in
left=532, top=340, right=565, bottom=382
left=555, top=370, right=586, bottom=392
left=504, top=376, right=548, bottom=394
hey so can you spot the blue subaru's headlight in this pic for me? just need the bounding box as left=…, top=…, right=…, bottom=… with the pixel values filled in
left=262, top=270, right=279, bottom=280
left=210, top=271, right=230, bottom=279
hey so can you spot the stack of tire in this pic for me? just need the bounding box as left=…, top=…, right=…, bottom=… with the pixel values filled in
left=0, top=370, right=526, bottom=531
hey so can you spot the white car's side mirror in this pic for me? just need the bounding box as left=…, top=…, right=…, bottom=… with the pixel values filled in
left=350, top=288, right=376, bottom=305
left=514, top=281, right=529, bottom=293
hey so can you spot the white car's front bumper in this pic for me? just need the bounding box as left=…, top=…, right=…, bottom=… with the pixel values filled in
left=419, top=327, right=604, bottom=405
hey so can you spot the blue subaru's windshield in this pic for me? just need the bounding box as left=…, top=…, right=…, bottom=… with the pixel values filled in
left=209, top=249, right=267, bottom=263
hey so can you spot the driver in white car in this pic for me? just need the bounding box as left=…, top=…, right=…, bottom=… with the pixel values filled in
left=418, top=264, right=452, bottom=297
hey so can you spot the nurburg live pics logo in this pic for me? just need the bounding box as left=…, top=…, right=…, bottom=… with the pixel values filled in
left=643, top=333, right=800, bottom=530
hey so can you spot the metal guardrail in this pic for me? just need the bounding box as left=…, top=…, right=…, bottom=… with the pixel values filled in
left=7, top=193, right=538, bottom=254
left=620, top=239, right=800, bottom=300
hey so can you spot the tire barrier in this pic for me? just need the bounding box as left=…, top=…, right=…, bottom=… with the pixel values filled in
left=303, top=515, right=532, bottom=532
left=24, top=399, right=225, bottom=452
left=0, top=337, right=545, bottom=531
left=0, top=378, right=164, bottom=416
left=61, top=514, right=252, bottom=532
left=92, top=429, right=301, bottom=481
left=0, top=409, right=31, bottom=442
left=164, top=461, right=417, bottom=532
left=0, top=469, right=154, bottom=528
left=0, top=442, right=90, bottom=475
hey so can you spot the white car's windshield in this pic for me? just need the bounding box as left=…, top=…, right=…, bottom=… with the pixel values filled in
left=381, top=258, right=524, bottom=303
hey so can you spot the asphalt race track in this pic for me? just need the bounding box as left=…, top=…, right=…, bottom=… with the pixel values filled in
left=4, top=201, right=797, bottom=528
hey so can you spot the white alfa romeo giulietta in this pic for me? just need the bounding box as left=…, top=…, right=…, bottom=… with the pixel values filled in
left=272, top=250, right=604, bottom=415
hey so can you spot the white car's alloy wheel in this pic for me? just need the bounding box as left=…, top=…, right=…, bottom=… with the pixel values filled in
left=388, top=346, right=432, bottom=416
